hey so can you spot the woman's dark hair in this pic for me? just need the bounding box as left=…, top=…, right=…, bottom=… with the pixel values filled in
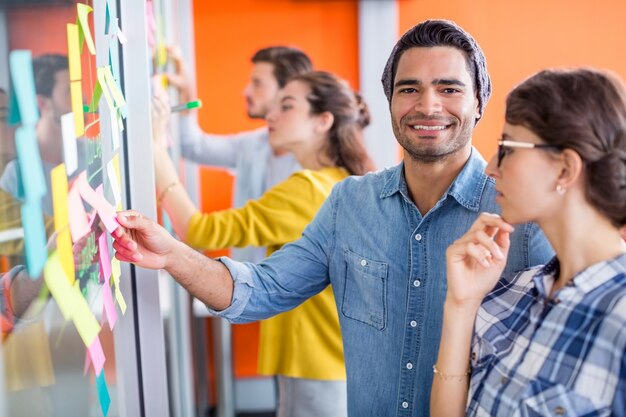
left=290, top=71, right=375, bottom=176
left=506, top=68, right=626, bottom=227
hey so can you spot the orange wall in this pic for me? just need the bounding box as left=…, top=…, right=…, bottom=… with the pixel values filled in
left=399, top=0, right=626, bottom=160
left=192, top=0, right=359, bottom=379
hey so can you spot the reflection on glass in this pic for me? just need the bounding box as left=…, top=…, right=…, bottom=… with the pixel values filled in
left=0, top=5, right=121, bottom=416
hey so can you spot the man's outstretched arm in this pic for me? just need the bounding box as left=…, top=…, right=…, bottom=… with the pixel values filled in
left=112, top=211, right=234, bottom=311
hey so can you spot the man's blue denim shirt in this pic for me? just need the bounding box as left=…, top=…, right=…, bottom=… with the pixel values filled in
left=211, top=148, right=554, bottom=417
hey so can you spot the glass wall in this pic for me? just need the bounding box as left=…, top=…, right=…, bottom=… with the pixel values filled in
left=0, top=1, right=169, bottom=416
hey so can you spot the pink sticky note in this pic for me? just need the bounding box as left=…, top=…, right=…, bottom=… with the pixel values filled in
left=97, top=214, right=112, bottom=282
left=76, top=172, right=119, bottom=234
left=102, top=278, right=117, bottom=330
left=68, top=180, right=91, bottom=242
left=88, top=336, right=106, bottom=376
left=84, top=349, right=92, bottom=376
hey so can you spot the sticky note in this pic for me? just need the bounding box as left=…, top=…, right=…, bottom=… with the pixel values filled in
left=111, top=258, right=126, bottom=314
left=76, top=172, right=119, bottom=234
left=96, top=370, right=111, bottom=416
left=88, top=336, right=106, bottom=376
left=99, top=235, right=118, bottom=331
left=98, top=227, right=112, bottom=282
left=15, top=125, right=46, bottom=201
left=68, top=180, right=91, bottom=242
left=116, top=21, right=127, bottom=44
left=70, top=81, right=85, bottom=137
left=102, top=66, right=126, bottom=113
left=9, top=50, right=39, bottom=125
left=108, top=36, right=120, bottom=84
left=67, top=24, right=82, bottom=81
left=60, top=113, right=78, bottom=175
left=57, top=228, right=75, bottom=285
left=21, top=200, right=47, bottom=278
left=88, top=80, right=102, bottom=113
left=106, top=157, right=121, bottom=205
left=44, top=251, right=77, bottom=320
left=51, top=164, right=69, bottom=230
left=96, top=68, right=115, bottom=111
left=109, top=108, right=120, bottom=152
left=71, top=280, right=100, bottom=346
left=77, top=3, right=96, bottom=56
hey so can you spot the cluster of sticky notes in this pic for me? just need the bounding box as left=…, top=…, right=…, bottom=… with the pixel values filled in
left=9, top=51, right=48, bottom=278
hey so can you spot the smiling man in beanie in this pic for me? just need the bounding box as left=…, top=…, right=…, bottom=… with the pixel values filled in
left=113, top=20, right=554, bottom=416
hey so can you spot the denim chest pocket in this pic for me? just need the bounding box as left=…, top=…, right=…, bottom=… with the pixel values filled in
left=341, top=249, right=388, bottom=330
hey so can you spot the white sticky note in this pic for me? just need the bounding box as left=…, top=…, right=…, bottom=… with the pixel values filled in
left=61, top=113, right=78, bottom=175
left=109, top=108, right=120, bottom=151
left=116, top=19, right=127, bottom=44
left=106, top=158, right=121, bottom=206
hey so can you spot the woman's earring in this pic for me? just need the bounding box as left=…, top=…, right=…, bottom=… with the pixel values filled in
left=556, top=184, right=566, bottom=195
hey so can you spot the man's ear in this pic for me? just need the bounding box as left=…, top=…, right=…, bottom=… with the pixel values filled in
left=473, top=97, right=481, bottom=124
left=315, top=111, right=334, bottom=134
left=36, top=95, right=48, bottom=114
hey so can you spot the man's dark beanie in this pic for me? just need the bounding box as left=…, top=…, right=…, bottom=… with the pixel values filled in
left=381, top=19, right=492, bottom=123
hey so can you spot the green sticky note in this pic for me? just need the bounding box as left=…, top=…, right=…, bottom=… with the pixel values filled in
left=89, top=81, right=103, bottom=113
left=9, top=50, right=39, bottom=125
left=22, top=200, right=47, bottom=278
left=77, top=4, right=96, bottom=56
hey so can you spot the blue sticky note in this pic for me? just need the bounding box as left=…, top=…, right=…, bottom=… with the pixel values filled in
left=21, top=200, right=47, bottom=278
left=8, top=85, right=21, bottom=126
left=15, top=126, right=47, bottom=201
left=9, top=51, right=39, bottom=126
left=96, top=370, right=111, bottom=416
left=108, top=37, right=121, bottom=84
left=105, top=0, right=111, bottom=34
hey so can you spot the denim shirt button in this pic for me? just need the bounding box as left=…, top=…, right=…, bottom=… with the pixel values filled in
left=414, top=233, right=422, bottom=241
left=413, top=279, right=421, bottom=287
left=410, top=320, right=417, bottom=327
left=401, top=401, right=409, bottom=409
left=406, top=362, right=413, bottom=370
left=360, top=259, right=367, bottom=266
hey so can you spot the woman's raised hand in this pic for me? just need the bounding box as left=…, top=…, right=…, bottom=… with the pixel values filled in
left=445, top=213, right=514, bottom=308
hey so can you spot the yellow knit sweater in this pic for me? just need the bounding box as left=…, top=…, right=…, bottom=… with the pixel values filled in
left=186, top=167, right=348, bottom=380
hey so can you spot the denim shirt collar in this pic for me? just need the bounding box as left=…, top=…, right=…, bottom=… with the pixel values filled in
left=380, top=147, right=490, bottom=212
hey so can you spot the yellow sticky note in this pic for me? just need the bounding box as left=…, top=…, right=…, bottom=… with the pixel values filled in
left=114, top=286, right=126, bottom=315
left=102, top=66, right=126, bottom=108
left=67, top=23, right=81, bottom=81
left=51, top=163, right=69, bottom=230
left=44, top=251, right=77, bottom=320
left=71, top=281, right=100, bottom=347
left=70, top=81, right=85, bottom=137
left=77, top=3, right=96, bottom=55
left=96, top=68, right=115, bottom=110
left=111, top=258, right=126, bottom=314
left=57, top=228, right=75, bottom=285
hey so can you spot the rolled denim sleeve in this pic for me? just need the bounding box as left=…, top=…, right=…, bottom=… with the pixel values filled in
left=202, top=186, right=339, bottom=323
left=202, top=256, right=255, bottom=320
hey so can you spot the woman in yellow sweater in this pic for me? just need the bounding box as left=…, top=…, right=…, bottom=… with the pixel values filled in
left=152, top=71, right=374, bottom=417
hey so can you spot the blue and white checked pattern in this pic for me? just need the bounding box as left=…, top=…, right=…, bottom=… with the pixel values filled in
left=467, top=254, right=626, bottom=417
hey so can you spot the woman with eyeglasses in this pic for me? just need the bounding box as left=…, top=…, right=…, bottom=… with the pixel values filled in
left=431, top=68, right=626, bottom=416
